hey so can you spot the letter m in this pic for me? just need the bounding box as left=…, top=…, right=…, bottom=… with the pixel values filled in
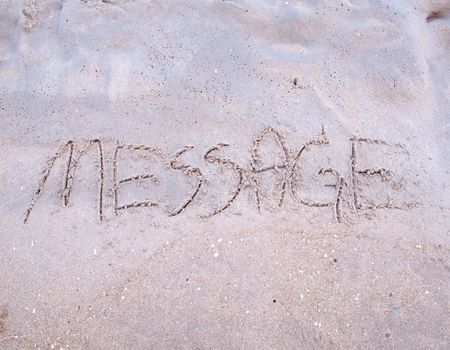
left=23, top=140, right=104, bottom=223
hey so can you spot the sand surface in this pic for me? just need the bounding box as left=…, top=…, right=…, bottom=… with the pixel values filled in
left=0, top=0, right=449, bottom=349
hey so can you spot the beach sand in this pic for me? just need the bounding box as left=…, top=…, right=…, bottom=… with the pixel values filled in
left=0, top=0, right=449, bottom=348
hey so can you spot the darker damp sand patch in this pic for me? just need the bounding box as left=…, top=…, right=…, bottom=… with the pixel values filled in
left=426, top=8, right=450, bottom=22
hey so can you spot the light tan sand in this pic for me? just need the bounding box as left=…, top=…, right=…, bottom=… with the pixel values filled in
left=0, top=0, right=449, bottom=349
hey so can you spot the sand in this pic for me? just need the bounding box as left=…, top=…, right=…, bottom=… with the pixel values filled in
left=0, top=0, right=449, bottom=349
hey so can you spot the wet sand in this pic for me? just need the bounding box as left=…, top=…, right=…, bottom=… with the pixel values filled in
left=0, top=0, right=449, bottom=349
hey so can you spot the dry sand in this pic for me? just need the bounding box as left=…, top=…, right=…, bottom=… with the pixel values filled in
left=0, top=0, right=449, bottom=349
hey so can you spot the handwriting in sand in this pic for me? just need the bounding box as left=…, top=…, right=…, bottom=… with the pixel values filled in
left=23, top=127, right=418, bottom=224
